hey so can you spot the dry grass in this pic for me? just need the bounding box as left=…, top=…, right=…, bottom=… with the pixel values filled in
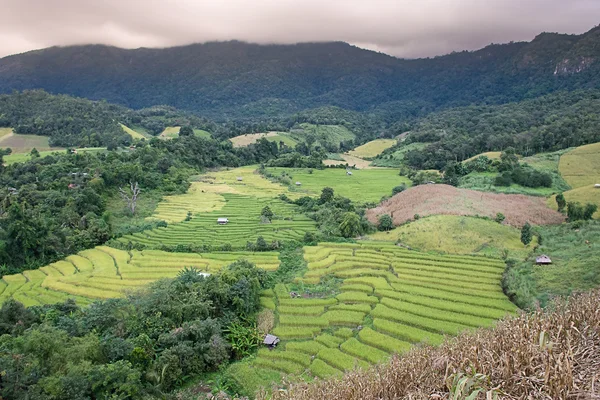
left=367, top=184, right=564, bottom=228
left=259, top=289, right=600, bottom=400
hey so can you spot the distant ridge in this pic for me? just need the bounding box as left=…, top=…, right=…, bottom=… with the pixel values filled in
left=0, top=26, right=599, bottom=119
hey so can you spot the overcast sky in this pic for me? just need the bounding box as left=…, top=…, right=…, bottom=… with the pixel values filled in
left=1, top=0, right=598, bottom=59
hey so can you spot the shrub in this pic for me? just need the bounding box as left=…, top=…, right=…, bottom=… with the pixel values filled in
left=494, top=213, right=505, bottom=223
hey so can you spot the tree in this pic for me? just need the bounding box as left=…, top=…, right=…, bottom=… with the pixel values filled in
left=339, top=212, right=361, bottom=238
left=495, top=213, right=505, bottom=224
left=556, top=193, right=566, bottom=212
left=119, top=181, right=141, bottom=215
left=378, top=214, right=394, bottom=231
left=261, top=206, right=273, bottom=221
left=319, top=187, right=334, bottom=204
left=521, top=222, right=532, bottom=246
left=30, top=148, right=40, bottom=158
left=179, top=126, right=194, bottom=136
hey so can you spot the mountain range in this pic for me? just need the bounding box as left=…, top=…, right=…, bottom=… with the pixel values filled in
left=0, top=26, right=599, bottom=120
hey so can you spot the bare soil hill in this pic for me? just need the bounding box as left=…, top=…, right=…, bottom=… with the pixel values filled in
left=366, top=184, right=564, bottom=227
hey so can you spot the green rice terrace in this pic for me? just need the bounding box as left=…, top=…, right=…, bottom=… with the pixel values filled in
left=230, top=241, right=516, bottom=390
left=120, top=193, right=316, bottom=249
left=0, top=246, right=280, bottom=306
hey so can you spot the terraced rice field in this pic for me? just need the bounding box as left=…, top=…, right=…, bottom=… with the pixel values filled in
left=0, top=247, right=279, bottom=307
left=122, top=193, right=316, bottom=249
left=555, top=142, right=600, bottom=218
left=249, top=242, right=516, bottom=382
left=348, top=139, right=397, bottom=158
left=266, top=167, right=410, bottom=203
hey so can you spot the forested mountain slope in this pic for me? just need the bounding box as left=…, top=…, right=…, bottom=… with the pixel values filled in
left=1, top=26, right=599, bottom=119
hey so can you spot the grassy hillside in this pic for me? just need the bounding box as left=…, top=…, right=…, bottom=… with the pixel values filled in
left=229, top=241, right=515, bottom=393
left=367, top=215, right=533, bottom=259
left=289, top=124, right=355, bottom=148
left=266, top=167, right=409, bottom=203
left=348, top=139, right=397, bottom=158
left=554, top=142, right=600, bottom=217
left=120, top=123, right=148, bottom=140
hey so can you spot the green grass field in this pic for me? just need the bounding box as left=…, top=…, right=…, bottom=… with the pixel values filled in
left=554, top=142, right=600, bottom=218
left=0, top=247, right=280, bottom=306
left=367, top=215, right=534, bottom=259
left=348, top=139, right=397, bottom=158
left=266, top=167, right=410, bottom=203
left=233, top=241, right=516, bottom=390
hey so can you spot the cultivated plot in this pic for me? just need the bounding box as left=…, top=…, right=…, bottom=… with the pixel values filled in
left=0, top=247, right=280, bottom=306
left=368, top=184, right=565, bottom=228
left=243, top=242, right=515, bottom=386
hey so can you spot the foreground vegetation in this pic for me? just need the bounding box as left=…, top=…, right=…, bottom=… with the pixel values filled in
left=262, top=289, right=600, bottom=399
left=504, top=220, right=600, bottom=309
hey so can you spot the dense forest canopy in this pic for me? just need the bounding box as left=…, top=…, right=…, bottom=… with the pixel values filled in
left=0, top=26, right=598, bottom=120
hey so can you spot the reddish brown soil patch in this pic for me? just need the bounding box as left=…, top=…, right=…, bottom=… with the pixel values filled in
left=366, top=184, right=565, bottom=227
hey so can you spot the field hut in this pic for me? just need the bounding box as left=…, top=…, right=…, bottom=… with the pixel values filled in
left=536, top=255, right=552, bottom=265
left=295, top=182, right=302, bottom=186
left=217, top=218, right=229, bottom=225
left=595, top=184, right=600, bottom=188
left=346, top=171, right=353, bottom=176
left=237, top=177, right=243, bottom=181
left=263, top=334, right=280, bottom=349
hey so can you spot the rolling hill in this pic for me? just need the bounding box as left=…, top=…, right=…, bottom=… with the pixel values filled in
left=0, top=27, right=599, bottom=119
